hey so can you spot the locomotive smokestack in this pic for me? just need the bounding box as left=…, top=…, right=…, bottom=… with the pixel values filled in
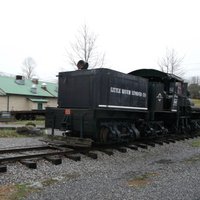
left=77, top=60, right=89, bottom=70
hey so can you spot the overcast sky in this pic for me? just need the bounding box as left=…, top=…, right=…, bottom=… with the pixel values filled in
left=0, top=0, right=200, bottom=81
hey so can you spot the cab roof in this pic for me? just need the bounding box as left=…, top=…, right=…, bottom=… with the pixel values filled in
left=129, top=69, right=183, bottom=82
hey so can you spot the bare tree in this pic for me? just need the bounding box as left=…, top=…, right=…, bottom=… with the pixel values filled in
left=67, top=24, right=105, bottom=69
left=188, top=83, right=200, bottom=99
left=158, top=48, right=184, bottom=76
left=190, top=76, right=200, bottom=85
left=22, top=57, right=36, bottom=79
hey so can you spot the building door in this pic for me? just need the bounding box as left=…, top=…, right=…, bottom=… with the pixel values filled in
left=37, top=103, right=43, bottom=110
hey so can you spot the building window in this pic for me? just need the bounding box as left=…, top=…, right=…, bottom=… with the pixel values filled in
left=37, top=103, right=43, bottom=110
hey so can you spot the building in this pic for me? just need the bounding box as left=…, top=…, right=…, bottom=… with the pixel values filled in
left=0, top=75, right=58, bottom=112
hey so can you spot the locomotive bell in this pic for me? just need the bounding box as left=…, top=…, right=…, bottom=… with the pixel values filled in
left=77, top=60, right=89, bottom=70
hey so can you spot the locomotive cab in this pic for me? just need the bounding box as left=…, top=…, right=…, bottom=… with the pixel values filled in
left=129, top=69, right=187, bottom=112
left=129, top=69, right=190, bottom=133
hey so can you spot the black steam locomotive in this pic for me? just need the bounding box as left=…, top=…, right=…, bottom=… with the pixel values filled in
left=45, top=67, right=200, bottom=144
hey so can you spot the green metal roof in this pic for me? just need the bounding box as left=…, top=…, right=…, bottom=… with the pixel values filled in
left=0, top=75, right=58, bottom=98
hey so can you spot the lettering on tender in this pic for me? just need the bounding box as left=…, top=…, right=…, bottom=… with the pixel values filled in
left=110, top=87, right=147, bottom=98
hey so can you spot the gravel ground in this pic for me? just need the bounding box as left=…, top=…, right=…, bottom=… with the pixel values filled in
left=1, top=137, right=200, bottom=200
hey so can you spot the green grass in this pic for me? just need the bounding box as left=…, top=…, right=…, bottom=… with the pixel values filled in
left=191, top=99, right=200, bottom=107
left=11, top=184, right=34, bottom=200
left=0, top=130, right=25, bottom=138
left=11, top=120, right=44, bottom=126
left=0, top=184, right=36, bottom=200
left=0, top=129, right=44, bottom=138
left=0, top=173, right=81, bottom=200
left=191, top=139, right=200, bottom=147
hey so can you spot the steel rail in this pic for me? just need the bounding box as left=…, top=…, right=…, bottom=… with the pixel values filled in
left=0, top=145, right=55, bottom=154
left=0, top=149, right=73, bottom=163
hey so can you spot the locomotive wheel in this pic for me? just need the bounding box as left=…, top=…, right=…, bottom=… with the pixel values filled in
left=99, top=127, right=109, bottom=143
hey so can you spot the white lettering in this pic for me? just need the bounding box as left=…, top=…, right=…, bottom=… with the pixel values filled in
left=122, top=89, right=131, bottom=95
left=143, top=93, right=147, bottom=97
left=110, top=87, right=146, bottom=98
left=132, top=91, right=142, bottom=97
left=110, top=87, right=121, bottom=94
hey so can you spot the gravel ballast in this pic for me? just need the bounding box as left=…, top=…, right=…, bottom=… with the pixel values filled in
left=1, top=137, right=200, bottom=200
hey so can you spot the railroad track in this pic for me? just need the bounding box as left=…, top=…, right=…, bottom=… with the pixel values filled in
left=0, top=144, right=80, bottom=173
left=0, top=132, right=199, bottom=173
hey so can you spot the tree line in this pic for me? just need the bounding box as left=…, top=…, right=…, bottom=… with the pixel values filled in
left=188, top=76, right=200, bottom=99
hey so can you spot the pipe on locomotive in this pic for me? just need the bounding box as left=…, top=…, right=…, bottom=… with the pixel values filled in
left=77, top=60, right=89, bottom=70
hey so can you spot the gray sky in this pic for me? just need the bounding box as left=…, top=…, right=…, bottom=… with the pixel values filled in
left=0, top=0, right=200, bottom=81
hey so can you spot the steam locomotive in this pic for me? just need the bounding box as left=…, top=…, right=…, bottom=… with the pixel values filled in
left=45, top=65, right=200, bottom=144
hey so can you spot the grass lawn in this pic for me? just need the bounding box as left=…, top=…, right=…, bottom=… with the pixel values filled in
left=0, top=120, right=45, bottom=138
left=0, top=128, right=45, bottom=138
left=0, top=129, right=26, bottom=138
left=0, top=120, right=45, bottom=126
left=191, top=99, right=200, bottom=107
